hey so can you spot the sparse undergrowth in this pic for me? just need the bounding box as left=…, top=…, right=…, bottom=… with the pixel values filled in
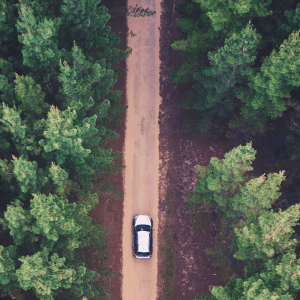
left=189, top=206, right=242, bottom=285
left=159, top=186, right=177, bottom=299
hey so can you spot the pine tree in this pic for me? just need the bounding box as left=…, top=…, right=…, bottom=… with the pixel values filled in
left=0, top=0, right=23, bottom=70
left=15, top=247, right=93, bottom=300
left=0, top=191, right=107, bottom=298
left=57, top=0, right=129, bottom=64
left=195, top=0, right=273, bottom=33
left=37, top=104, right=114, bottom=191
left=185, top=22, right=261, bottom=132
left=233, top=203, right=300, bottom=261
left=170, top=0, right=224, bottom=84
left=186, top=142, right=256, bottom=219
left=237, top=30, right=300, bottom=124
left=57, top=41, right=115, bottom=123
left=15, top=2, right=65, bottom=84
left=229, top=171, right=285, bottom=221
left=14, top=74, right=49, bottom=125
left=0, top=245, right=18, bottom=298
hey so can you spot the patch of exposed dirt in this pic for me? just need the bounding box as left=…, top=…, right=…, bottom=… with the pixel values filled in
left=88, top=0, right=127, bottom=299
left=157, top=0, right=237, bottom=299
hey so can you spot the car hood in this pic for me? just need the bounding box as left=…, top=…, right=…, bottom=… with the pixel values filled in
left=134, top=215, right=152, bottom=226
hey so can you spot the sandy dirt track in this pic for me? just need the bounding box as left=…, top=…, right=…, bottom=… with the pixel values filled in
left=121, top=0, right=161, bottom=299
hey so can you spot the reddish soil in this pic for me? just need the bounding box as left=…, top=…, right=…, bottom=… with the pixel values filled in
left=157, top=0, right=236, bottom=299
left=121, top=0, right=161, bottom=298
left=88, top=0, right=128, bottom=299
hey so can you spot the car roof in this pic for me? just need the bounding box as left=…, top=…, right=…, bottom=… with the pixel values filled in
left=134, top=215, right=152, bottom=226
left=137, top=231, right=150, bottom=253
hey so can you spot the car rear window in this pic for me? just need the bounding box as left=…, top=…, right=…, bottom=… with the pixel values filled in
left=135, top=225, right=151, bottom=231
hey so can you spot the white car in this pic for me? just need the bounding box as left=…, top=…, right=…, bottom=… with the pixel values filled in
left=133, top=215, right=153, bottom=259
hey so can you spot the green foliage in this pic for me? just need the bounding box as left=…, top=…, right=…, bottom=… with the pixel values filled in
left=0, top=0, right=19, bottom=53
left=14, top=74, right=49, bottom=124
left=0, top=199, right=36, bottom=246
left=195, top=294, right=217, bottom=300
left=210, top=250, right=300, bottom=299
left=0, top=245, right=17, bottom=288
left=0, top=58, right=18, bottom=107
left=0, top=157, right=14, bottom=183
left=48, top=161, right=69, bottom=196
left=186, top=142, right=256, bottom=217
left=0, top=0, right=127, bottom=298
left=227, top=29, right=300, bottom=137
left=175, top=1, right=300, bottom=299
left=58, top=0, right=128, bottom=64
left=188, top=144, right=300, bottom=300
left=210, top=273, right=294, bottom=299
left=195, top=0, right=273, bottom=33
left=12, top=155, right=38, bottom=193
left=0, top=102, right=27, bottom=154
left=39, top=105, right=91, bottom=163
left=186, top=142, right=286, bottom=283
left=172, top=0, right=300, bottom=138
left=0, top=0, right=23, bottom=72
left=14, top=246, right=103, bottom=299
left=16, top=248, right=75, bottom=298
left=30, top=193, right=81, bottom=244
left=185, top=23, right=261, bottom=132
left=57, top=41, right=114, bottom=122
left=0, top=191, right=107, bottom=298
left=233, top=204, right=300, bottom=261
left=259, top=251, right=300, bottom=298
left=127, top=4, right=156, bottom=17
left=230, top=171, right=285, bottom=220
left=15, top=2, right=64, bottom=83
left=37, top=104, right=115, bottom=191
left=279, top=3, right=300, bottom=35
left=170, top=0, right=225, bottom=84
left=238, top=30, right=300, bottom=120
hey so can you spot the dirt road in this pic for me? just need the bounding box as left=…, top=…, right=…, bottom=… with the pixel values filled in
left=122, top=0, right=161, bottom=299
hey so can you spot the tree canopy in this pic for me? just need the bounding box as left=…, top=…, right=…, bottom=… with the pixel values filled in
left=0, top=0, right=130, bottom=298
left=172, top=0, right=300, bottom=142
left=190, top=143, right=300, bottom=300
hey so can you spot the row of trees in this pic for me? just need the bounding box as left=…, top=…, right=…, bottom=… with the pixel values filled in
left=171, top=0, right=300, bottom=165
left=169, top=0, right=300, bottom=298
left=185, top=143, right=300, bottom=299
left=0, top=0, right=130, bottom=299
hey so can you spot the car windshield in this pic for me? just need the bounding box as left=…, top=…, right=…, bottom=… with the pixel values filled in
left=135, top=225, right=151, bottom=231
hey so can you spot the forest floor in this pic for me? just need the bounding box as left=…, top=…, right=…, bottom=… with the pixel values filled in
left=156, top=1, right=295, bottom=299
left=87, top=0, right=128, bottom=299
left=156, top=0, right=228, bottom=298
